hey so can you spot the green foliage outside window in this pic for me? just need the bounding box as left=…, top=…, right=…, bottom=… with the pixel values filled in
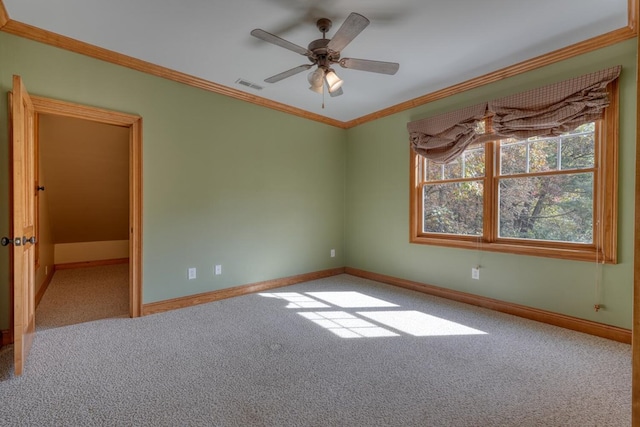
left=422, top=123, right=596, bottom=245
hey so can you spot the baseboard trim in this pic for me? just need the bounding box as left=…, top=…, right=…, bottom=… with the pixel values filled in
left=35, top=266, right=56, bottom=308
left=1, top=330, right=11, bottom=347
left=345, top=267, right=631, bottom=344
left=55, top=258, right=129, bottom=270
left=142, top=267, right=346, bottom=316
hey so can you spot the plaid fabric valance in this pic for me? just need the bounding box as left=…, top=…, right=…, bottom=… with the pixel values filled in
left=406, top=103, right=492, bottom=163
left=407, top=65, right=621, bottom=163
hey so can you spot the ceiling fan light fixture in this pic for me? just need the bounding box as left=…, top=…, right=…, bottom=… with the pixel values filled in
left=309, top=84, right=323, bottom=94
left=308, top=68, right=325, bottom=87
left=325, top=69, right=343, bottom=93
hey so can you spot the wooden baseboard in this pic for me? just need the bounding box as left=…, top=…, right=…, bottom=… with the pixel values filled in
left=345, top=267, right=632, bottom=344
left=35, top=266, right=55, bottom=308
left=55, top=258, right=129, bottom=270
left=143, top=267, right=346, bottom=316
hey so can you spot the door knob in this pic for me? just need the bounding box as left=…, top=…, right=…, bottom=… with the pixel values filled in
left=1, top=237, right=22, bottom=246
left=24, top=236, right=36, bottom=245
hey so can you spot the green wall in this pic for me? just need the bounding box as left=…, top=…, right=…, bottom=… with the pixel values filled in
left=0, top=32, right=636, bottom=332
left=345, top=38, right=637, bottom=329
left=0, top=33, right=346, bottom=329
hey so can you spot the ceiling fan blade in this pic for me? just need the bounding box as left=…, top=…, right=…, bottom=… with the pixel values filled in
left=329, top=87, right=343, bottom=97
left=264, top=64, right=313, bottom=83
left=251, top=29, right=313, bottom=57
left=339, top=58, right=399, bottom=75
left=326, top=12, right=369, bottom=52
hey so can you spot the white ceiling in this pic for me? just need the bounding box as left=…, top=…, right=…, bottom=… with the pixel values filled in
left=3, top=0, right=629, bottom=123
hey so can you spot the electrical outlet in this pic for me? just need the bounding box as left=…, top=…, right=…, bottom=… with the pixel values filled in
left=188, top=268, right=197, bottom=280
left=330, top=249, right=336, bottom=258
left=471, top=267, right=480, bottom=280
left=215, top=265, right=222, bottom=275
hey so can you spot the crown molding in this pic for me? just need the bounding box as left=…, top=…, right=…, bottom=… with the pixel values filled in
left=0, top=16, right=347, bottom=129
left=344, top=25, right=637, bottom=128
left=0, top=0, right=636, bottom=129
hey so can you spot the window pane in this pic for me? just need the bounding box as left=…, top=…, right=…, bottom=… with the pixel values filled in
left=498, top=173, right=594, bottom=243
left=443, top=159, right=462, bottom=180
left=424, top=146, right=485, bottom=182
left=528, top=138, right=559, bottom=173
left=500, top=141, right=527, bottom=175
left=423, top=181, right=483, bottom=235
left=426, top=162, right=443, bottom=181
left=500, top=123, right=595, bottom=176
left=462, top=146, right=485, bottom=178
left=560, top=132, right=595, bottom=170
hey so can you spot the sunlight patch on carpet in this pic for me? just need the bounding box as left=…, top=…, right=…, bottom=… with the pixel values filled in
left=260, top=290, right=487, bottom=338
left=305, top=292, right=399, bottom=308
left=358, top=310, right=487, bottom=336
left=298, top=311, right=399, bottom=338
left=258, top=292, right=331, bottom=309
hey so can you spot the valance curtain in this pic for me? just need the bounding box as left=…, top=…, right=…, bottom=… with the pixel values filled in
left=490, top=66, right=621, bottom=139
left=406, top=103, right=491, bottom=163
left=407, top=65, right=621, bottom=163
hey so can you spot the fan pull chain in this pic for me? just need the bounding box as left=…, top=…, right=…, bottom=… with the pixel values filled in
left=322, top=86, right=325, bottom=109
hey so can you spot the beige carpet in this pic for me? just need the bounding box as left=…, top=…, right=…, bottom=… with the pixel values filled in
left=36, top=263, right=129, bottom=330
left=0, top=274, right=631, bottom=426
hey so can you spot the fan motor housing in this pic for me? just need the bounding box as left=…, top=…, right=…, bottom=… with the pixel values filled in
left=308, top=38, right=340, bottom=63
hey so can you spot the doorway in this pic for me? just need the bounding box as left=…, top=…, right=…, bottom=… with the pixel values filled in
left=28, top=96, right=142, bottom=319
left=35, top=113, right=130, bottom=328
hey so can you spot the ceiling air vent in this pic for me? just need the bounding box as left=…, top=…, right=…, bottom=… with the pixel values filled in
left=235, top=78, right=263, bottom=91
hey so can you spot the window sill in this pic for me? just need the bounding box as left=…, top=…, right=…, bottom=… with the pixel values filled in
left=410, top=235, right=615, bottom=264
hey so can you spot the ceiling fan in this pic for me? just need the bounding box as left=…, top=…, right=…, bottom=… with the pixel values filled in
left=250, top=12, right=399, bottom=98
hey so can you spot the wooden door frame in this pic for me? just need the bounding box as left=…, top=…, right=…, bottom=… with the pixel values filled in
left=28, top=95, right=143, bottom=318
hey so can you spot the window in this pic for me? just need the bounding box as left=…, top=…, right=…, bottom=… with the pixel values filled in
left=410, top=82, right=618, bottom=263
